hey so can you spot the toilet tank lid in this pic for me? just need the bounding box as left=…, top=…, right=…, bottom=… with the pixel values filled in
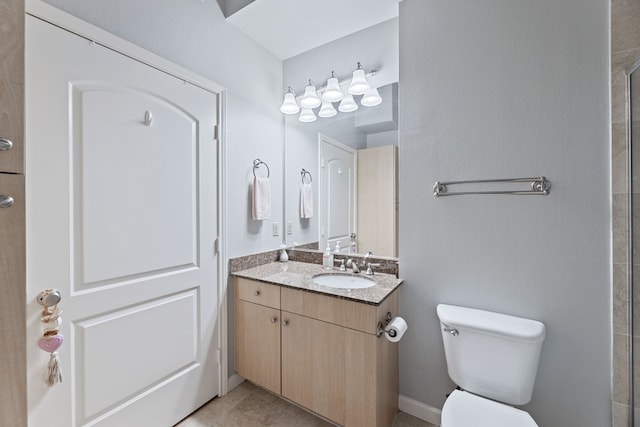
left=437, top=304, right=546, bottom=343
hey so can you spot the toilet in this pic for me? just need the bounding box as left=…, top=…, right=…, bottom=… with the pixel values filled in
left=436, top=304, right=546, bottom=427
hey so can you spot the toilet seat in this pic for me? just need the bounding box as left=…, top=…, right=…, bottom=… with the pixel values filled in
left=441, top=390, right=538, bottom=427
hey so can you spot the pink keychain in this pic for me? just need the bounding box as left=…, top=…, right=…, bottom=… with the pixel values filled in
left=37, top=289, right=64, bottom=386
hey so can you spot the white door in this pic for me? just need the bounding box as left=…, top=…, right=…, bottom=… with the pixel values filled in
left=318, top=134, right=356, bottom=254
left=26, top=16, right=220, bottom=427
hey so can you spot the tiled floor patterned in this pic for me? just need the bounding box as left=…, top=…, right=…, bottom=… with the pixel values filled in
left=176, top=381, right=437, bottom=427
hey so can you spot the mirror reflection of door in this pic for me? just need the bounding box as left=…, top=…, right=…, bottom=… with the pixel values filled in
left=319, top=134, right=356, bottom=254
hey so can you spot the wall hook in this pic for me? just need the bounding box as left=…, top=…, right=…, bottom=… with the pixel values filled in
left=144, top=110, right=153, bottom=126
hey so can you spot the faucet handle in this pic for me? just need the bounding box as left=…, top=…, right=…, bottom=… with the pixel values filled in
left=339, top=259, right=346, bottom=271
left=366, top=263, right=381, bottom=275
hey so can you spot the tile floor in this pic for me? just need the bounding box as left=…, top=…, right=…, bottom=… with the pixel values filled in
left=176, top=380, right=438, bottom=427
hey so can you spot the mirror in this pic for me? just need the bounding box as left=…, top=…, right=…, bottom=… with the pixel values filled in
left=282, top=18, right=399, bottom=258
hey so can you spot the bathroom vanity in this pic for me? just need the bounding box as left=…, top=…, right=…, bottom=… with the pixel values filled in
left=232, top=261, right=402, bottom=427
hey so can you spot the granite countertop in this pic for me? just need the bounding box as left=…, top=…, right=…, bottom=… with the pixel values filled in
left=231, top=261, right=403, bottom=305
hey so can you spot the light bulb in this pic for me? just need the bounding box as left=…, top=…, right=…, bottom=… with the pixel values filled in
left=318, top=100, right=337, bottom=118
left=322, top=72, right=343, bottom=102
left=300, top=80, right=321, bottom=109
left=348, top=63, right=371, bottom=95
left=280, top=88, right=300, bottom=114
left=299, top=108, right=317, bottom=123
left=361, top=87, right=382, bottom=107
left=338, top=94, right=358, bottom=113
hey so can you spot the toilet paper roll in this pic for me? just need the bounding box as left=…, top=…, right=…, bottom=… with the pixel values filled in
left=384, top=316, right=408, bottom=342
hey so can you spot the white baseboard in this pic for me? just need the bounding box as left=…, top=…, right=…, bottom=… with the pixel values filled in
left=226, top=373, right=245, bottom=392
left=399, top=394, right=442, bottom=426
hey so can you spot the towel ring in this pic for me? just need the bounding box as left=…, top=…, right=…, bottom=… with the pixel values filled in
left=253, top=159, right=270, bottom=178
left=301, top=168, right=312, bottom=184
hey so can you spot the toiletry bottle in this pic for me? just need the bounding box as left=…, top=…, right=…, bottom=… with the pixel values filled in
left=323, top=243, right=332, bottom=269
left=334, top=241, right=340, bottom=254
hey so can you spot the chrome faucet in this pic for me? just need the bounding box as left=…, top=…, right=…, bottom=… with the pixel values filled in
left=346, top=259, right=360, bottom=273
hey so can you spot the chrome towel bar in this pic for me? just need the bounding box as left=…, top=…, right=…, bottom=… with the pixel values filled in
left=433, top=177, right=550, bottom=197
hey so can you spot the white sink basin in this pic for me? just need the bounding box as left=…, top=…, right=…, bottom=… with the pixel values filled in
left=312, top=273, right=375, bottom=289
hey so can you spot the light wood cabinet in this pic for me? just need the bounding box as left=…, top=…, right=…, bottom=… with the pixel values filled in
left=235, top=278, right=282, bottom=394
left=357, top=145, right=398, bottom=257
left=281, top=311, right=346, bottom=424
left=0, top=0, right=27, bottom=425
left=235, top=277, right=399, bottom=427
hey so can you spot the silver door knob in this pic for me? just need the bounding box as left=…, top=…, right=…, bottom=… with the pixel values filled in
left=0, top=195, right=14, bottom=208
left=282, top=320, right=289, bottom=327
left=271, top=317, right=278, bottom=323
left=253, top=290, right=260, bottom=296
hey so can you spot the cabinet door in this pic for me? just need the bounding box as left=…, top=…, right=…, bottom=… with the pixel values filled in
left=281, top=312, right=346, bottom=425
left=0, top=173, right=26, bottom=424
left=236, top=300, right=281, bottom=394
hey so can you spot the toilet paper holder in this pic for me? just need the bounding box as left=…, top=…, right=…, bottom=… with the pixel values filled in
left=376, top=312, right=394, bottom=338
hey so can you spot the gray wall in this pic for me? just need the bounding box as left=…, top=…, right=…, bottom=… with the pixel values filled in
left=398, top=1, right=611, bottom=426
left=41, top=0, right=285, bottom=259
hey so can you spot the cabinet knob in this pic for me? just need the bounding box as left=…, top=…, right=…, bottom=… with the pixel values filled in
left=271, top=317, right=278, bottom=323
left=282, top=319, right=289, bottom=327
left=0, top=195, right=14, bottom=208
left=0, top=137, right=12, bottom=151
left=253, top=290, right=260, bottom=296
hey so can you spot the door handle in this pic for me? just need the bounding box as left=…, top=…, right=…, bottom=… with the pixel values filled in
left=0, top=137, right=12, bottom=151
left=0, top=195, right=14, bottom=208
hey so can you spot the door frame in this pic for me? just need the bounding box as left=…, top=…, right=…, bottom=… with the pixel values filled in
left=317, top=133, right=357, bottom=252
left=25, top=0, right=230, bottom=398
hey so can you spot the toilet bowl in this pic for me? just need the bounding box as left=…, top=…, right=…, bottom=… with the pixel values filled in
left=437, top=304, right=545, bottom=427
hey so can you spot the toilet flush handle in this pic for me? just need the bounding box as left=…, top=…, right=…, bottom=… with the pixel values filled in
left=443, top=327, right=459, bottom=336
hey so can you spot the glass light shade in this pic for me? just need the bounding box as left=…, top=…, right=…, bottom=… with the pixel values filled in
left=322, top=77, right=344, bottom=102
left=338, top=94, right=358, bottom=113
left=361, top=87, right=382, bottom=107
left=280, top=92, right=300, bottom=114
left=348, top=68, right=371, bottom=95
left=300, top=83, right=321, bottom=109
left=298, top=108, right=317, bottom=123
left=318, top=100, right=337, bottom=118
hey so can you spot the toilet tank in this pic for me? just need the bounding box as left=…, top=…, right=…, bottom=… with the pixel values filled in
left=437, top=304, right=545, bottom=406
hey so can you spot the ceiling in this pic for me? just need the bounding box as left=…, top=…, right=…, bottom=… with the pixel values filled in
left=225, top=0, right=399, bottom=60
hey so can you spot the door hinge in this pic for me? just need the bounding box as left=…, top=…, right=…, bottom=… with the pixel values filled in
left=321, top=158, right=325, bottom=168
left=216, top=349, right=221, bottom=364
left=213, top=125, right=218, bottom=141
left=214, top=238, right=219, bottom=255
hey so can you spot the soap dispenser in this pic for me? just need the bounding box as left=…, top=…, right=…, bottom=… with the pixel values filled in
left=334, top=241, right=341, bottom=254
left=323, top=243, right=333, bottom=269
left=279, top=244, right=289, bottom=262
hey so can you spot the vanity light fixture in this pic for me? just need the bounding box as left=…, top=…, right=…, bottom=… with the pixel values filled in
left=281, top=63, right=381, bottom=122
left=338, top=94, right=358, bottom=113
left=318, top=100, right=338, bottom=118
left=300, top=80, right=322, bottom=109
left=347, top=62, right=371, bottom=95
left=322, top=71, right=344, bottom=102
left=361, top=87, right=383, bottom=107
left=280, top=86, right=300, bottom=114
left=298, top=107, right=317, bottom=123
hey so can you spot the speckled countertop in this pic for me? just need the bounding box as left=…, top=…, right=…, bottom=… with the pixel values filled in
left=231, top=261, right=403, bottom=305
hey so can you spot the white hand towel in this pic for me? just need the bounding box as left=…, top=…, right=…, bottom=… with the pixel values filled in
left=252, top=177, right=271, bottom=220
left=300, top=183, right=313, bottom=219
